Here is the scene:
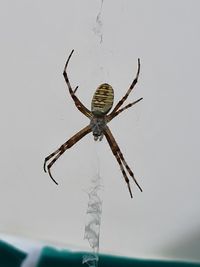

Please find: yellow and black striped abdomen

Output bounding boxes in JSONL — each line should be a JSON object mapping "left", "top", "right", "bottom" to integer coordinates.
{"left": 91, "top": 83, "right": 114, "bottom": 116}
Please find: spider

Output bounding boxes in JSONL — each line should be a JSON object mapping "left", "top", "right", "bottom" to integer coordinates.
{"left": 44, "top": 50, "right": 143, "bottom": 198}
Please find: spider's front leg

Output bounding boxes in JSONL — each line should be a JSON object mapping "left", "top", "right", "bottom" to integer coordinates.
{"left": 44, "top": 125, "right": 92, "bottom": 184}
{"left": 104, "top": 126, "right": 142, "bottom": 198}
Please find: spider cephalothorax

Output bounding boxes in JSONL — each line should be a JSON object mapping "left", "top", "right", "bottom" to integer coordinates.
{"left": 44, "top": 50, "right": 143, "bottom": 198}
{"left": 90, "top": 116, "right": 106, "bottom": 141}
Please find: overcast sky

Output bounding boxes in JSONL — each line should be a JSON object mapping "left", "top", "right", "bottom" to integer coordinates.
{"left": 0, "top": 0, "right": 200, "bottom": 262}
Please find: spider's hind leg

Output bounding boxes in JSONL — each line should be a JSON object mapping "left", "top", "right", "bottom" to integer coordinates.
{"left": 63, "top": 50, "right": 92, "bottom": 119}
{"left": 109, "top": 58, "right": 141, "bottom": 117}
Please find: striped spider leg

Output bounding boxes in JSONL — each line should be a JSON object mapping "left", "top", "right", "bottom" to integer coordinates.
{"left": 107, "top": 97, "right": 143, "bottom": 122}
{"left": 107, "top": 58, "right": 142, "bottom": 122}
{"left": 102, "top": 58, "right": 143, "bottom": 197}
{"left": 104, "top": 126, "right": 142, "bottom": 198}
{"left": 63, "top": 49, "right": 92, "bottom": 119}
{"left": 44, "top": 125, "right": 91, "bottom": 184}
{"left": 44, "top": 50, "right": 92, "bottom": 184}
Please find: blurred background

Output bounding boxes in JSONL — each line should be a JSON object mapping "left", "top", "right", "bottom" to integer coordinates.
{"left": 0, "top": 0, "right": 200, "bottom": 262}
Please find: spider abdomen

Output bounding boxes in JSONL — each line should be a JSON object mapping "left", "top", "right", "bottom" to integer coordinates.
{"left": 91, "top": 83, "right": 114, "bottom": 115}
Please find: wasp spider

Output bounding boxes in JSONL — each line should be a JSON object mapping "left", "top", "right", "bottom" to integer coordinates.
{"left": 44, "top": 50, "right": 143, "bottom": 198}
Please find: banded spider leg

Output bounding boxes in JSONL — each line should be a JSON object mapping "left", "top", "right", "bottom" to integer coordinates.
{"left": 44, "top": 125, "right": 91, "bottom": 184}
{"left": 104, "top": 126, "right": 142, "bottom": 198}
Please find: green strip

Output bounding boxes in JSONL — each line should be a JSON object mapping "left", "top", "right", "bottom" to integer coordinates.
{"left": 37, "top": 246, "right": 200, "bottom": 267}
{"left": 0, "top": 240, "right": 27, "bottom": 267}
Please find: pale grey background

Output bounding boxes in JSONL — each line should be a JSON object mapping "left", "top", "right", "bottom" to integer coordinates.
{"left": 0, "top": 0, "right": 200, "bottom": 262}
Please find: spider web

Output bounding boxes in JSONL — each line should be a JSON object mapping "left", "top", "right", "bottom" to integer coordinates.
{"left": 82, "top": 171, "right": 103, "bottom": 267}
{"left": 83, "top": 2, "right": 105, "bottom": 266}
{"left": 82, "top": 139, "right": 104, "bottom": 267}
{"left": 92, "top": 0, "right": 104, "bottom": 44}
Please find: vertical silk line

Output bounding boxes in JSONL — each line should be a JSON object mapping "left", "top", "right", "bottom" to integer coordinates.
{"left": 93, "top": 0, "right": 104, "bottom": 43}
{"left": 82, "top": 143, "right": 103, "bottom": 267}
{"left": 82, "top": 174, "right": 103, "bottom": 267}
{"left": 83, "top": 2, "right": 105, "bottom": 265}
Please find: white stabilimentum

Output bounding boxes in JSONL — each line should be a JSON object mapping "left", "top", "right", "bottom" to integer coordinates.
{"left": 83, "top": 173, "right": 103, "bottom": 267}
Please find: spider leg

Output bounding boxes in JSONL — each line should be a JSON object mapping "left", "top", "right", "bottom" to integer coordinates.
{"left": 104, "top": 126, "right": 142, "bottom": 196}
{"left": 73, "top": 86, "right": 78, "bottom": 94}
{"left": 44, "top": 125, "right": 91, "bottom": 184}
{"left": 63, "top": 50, "right": 92, "bottom": 118}
{"left": 43, "top": 125, "right": 90, "bottom": 173}
{"left": 114, "top": 153, "right": 133, "bottom": 198}
{"left": 43, "top": 148, "right": 61, "bottom": 174}
{"left": 109, "top": 58, "right": 140, "bottom": 117}
{"left": 117, "top": 148, "right": 143, "bottom": 192}
{"left": 107, "top": 97, "right": 143, "bottom": 122}
{"left": 104, "top": 127, "right": 133, "bottom": 197}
